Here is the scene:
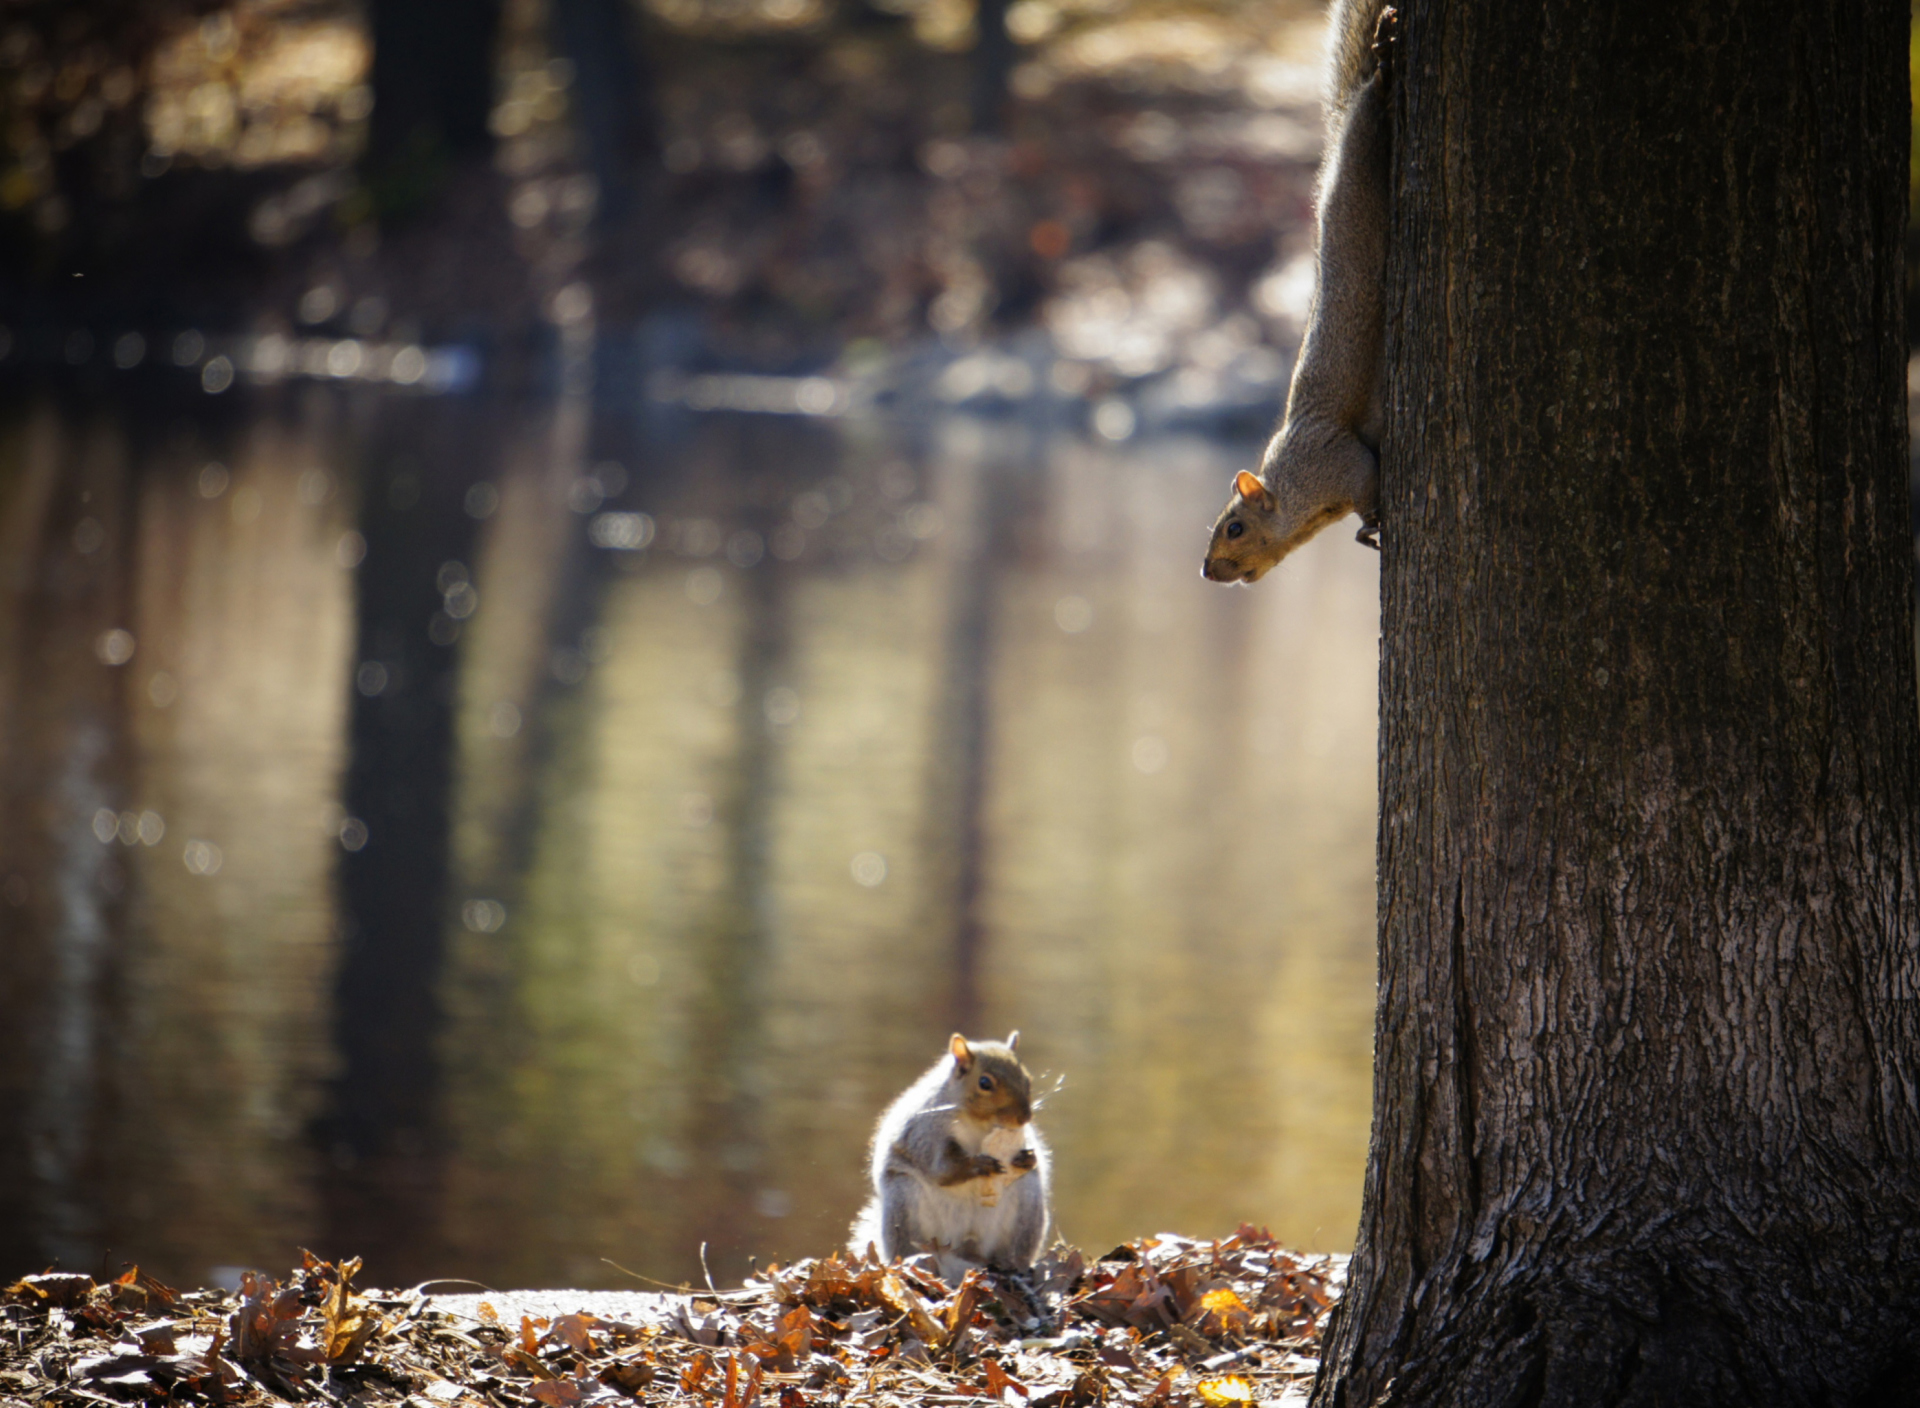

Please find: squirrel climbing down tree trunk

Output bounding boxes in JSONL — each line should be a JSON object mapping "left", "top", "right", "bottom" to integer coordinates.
{"left": 1201, "top": 0, "right": 1391, "bottom": 584}
{"left": 1314, "top": 0, "right": 1920, "bottom": 1403}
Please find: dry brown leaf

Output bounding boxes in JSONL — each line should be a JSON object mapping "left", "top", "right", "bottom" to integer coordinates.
{"left": 985, "top": 1356, "right": 1029, "bottom": 1400}
{"left": 549, "top": 1313, "right": 601, "bottom": 1356}
{"left": 600, "top": 1356, "right": 655, "bottom": 1394}
{"left": 530, "top": 1377, "right": 586, "bottom": 1406}
{"left": 321, "top": 1256, "right": 384, "bottom": 1365}
{"left": 681, "top": 1350, "right": 717, "bottom": 1394}
{"left": 721, "top": 1350, "right": 765, "bottom": 1408}
{"left": 946, "top": 1271, "right": 984, "bottom": 1340}
{"left": 874, "top": 1269, "right": 944, "bottom": 1347}
{"left": 5, "top": 1273, "right": 95, "bottom": 1308}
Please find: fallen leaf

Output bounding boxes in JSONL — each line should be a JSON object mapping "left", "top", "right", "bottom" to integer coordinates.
{"left": 549, "top": 1313, "right": 600, "bottom": 1356}
{"left": 520, "top": 1315, "right": 548, "bottom": 1353}
{"left": 1190, "top": 1285, "right": 1252, "bottom": 1337}
{"left": 985, "top": 1357, "right": 1029, "bottom": 1400}
{"left": 681, "top": 1351, "right": 717, "bottom": 1394}
{"left": 1195, "top": 1375, "right": 1255, "bottom": 1405}
{"left": 530, "top": 1377, "right": 585, "bottom": 1406}
{"left": 7, "top": 1273, "right": 95, "bottom": 1308}
{"left": 873, "top": 1270, "right": 943, "bottom": 1347}
{"left": 600, "top": 1357, "right": 655, "bottom": 1394}
{"left": 722, "top": 1350, "right": 764, "bottom": 1408}
{"left": 321, "top": 1257, "right": 384, "bottom": 1365}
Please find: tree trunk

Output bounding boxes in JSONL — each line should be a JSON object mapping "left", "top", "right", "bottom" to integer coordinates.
{"left": 1317, "top": 3, "right": 1920, "bottom": 1405}
{"left": 364, "top": 0, "right": 502, "bottom": 213}
{"left": 971, "top": 0, "right": 1016, "bottom": 134}
{"left": 548, "top": 0, "right": 657, "bottom": 222}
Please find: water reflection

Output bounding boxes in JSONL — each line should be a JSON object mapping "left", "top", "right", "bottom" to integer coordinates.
{"left": 0, "top": 379, "right": 1377, "bottom": 1289}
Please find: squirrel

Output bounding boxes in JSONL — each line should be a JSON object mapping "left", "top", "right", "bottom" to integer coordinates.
{"left": 1202, "top": 0, "right": 1394, "bottom": 584}
{"left": 849, "top": 1032, "right": 1052, "bottom": 1284}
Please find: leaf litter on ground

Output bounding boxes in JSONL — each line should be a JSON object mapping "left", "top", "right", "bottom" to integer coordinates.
{"left": 1, "top": 1228, "right": 1342, "bottom": 1408}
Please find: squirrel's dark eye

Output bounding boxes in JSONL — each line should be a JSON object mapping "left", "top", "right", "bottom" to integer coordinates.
{"left": 977, "top": 1075, "right": 993, "bottom": 1091}
{"left": 1225, "top": 520, "right": 1245, "bottom": 539}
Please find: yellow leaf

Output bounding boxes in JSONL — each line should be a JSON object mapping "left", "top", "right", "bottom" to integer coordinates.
{"left": 1200, "top": 1288, "right": 1248, "bottom": 1315}
{"left": 1196, "top": 1375, "right": 1255, "bottom": 1405}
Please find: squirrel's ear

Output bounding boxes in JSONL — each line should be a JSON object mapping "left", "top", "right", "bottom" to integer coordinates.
{"left": 1005, "top": 1030, "right": 1020, "bottom": 1051}
{"left": 949, "top": 1033, "right": 972, "bottom": 1067}
{"left": 1235, "top": 471, "right": 1274, "bottom": 511}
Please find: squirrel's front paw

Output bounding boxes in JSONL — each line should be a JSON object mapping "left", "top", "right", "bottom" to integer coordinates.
{"left": 1372, "top": 5, "right": 1398, "bottom": 64}
{"left": 1356, "top": 523, "right": 1380, "bottom": 551}
{"left": 968, "top": 1154, "right": 1005, "bottom": 1178}
{"left": 1010, "top": 1148, "right": 1038, "bottom": 1171}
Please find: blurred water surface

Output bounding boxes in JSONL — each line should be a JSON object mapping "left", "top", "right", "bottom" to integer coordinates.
{"left": 0, "top": 377, "right": 1377, "bottom": 1289}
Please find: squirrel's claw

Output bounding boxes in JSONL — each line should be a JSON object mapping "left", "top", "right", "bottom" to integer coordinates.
{"left": 1356, "top": 523, "right": 1381, "bottom": 550}
{"left": 1373, "top": 5, "right": 1398, "bottom": 66}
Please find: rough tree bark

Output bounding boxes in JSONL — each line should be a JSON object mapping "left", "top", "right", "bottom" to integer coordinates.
{"left": 1316, "top": 3, "right": 1920, "bottom": 1405}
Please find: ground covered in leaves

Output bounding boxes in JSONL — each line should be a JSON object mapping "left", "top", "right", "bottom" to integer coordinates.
{"left": 2, "top": 1231, "right": 1340, "bottom": 1408}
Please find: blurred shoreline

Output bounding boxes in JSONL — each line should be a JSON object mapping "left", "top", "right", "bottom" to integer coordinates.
{"left": 1, "top": 0, "right": 1337, "bottom": 435}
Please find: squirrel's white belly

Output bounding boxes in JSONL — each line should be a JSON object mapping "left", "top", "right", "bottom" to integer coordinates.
{"left": 912, "top": 1165, "right": 1031, "bottom": 1256}
{"left": 907, "top": 1120, "right": 1033, "bottom": 1255}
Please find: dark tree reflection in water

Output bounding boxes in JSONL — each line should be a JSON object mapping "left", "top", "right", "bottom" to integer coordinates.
{"left": 317, "top": 400, "right": 492, "bottom": 1281}
{"left": 0, "top": 380, "right": 1379, "bottom": 1290}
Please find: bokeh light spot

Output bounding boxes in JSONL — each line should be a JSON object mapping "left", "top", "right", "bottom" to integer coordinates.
{"left": 95, "top": 628, "right": 136, "bottom": 666}
{"left": 462, "top": 898, "right": 507, "bottom": 933}
{"left": 1132, "top": 735, "right": 1169, "bottom": 774}
{"left": 488, "top": 701, "right": 523, "bottom": 738}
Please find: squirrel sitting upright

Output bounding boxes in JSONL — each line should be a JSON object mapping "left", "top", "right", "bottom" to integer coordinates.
{"left": 1202, "top": 0, "right": 1393, "bottom": 584}
{"left": 849, "top": 1032, "right": 1051, "bottom": 1284}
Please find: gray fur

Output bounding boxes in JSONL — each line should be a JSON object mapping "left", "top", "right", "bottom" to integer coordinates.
{"left": 1324, "top": 0, "right": 1385, "bottom": 127}
{"left": 1202, "top": 0, "right": 1389, "bottom": 584}
{"left": 848, "top": 1042, "right": 1052, "bottom": 1284}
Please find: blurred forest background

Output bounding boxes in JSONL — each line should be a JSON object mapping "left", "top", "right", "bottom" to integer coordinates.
{"left": 0, "top": 0, "right": 1916, "bottom": 1296}
{"left": 0, "top": 0, "right": 1365, "bottom": 1294}
{"left": 0, "top": 0, "right": 1338, "bottom": 390}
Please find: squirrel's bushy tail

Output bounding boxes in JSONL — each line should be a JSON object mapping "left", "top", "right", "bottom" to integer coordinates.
{"left": 1325, "top": 0, "right": 1387, "bottom": 118}
{"left": 848, "top": 1199, "right": 882, "bottom": 1261}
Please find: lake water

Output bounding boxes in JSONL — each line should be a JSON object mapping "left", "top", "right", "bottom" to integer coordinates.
{"left": 0, "top": 371, "right": 1379, "bottom": 1290}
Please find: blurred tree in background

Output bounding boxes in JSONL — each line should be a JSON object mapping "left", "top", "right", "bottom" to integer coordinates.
{"left": 0, "top": 0, "right": 1337, "bottom": 381}
{"left": 6, "top": 2, "right": 1920, "bottom": 364}
{"left": 363, "top": 0, "right": 503, "bottom": 213}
